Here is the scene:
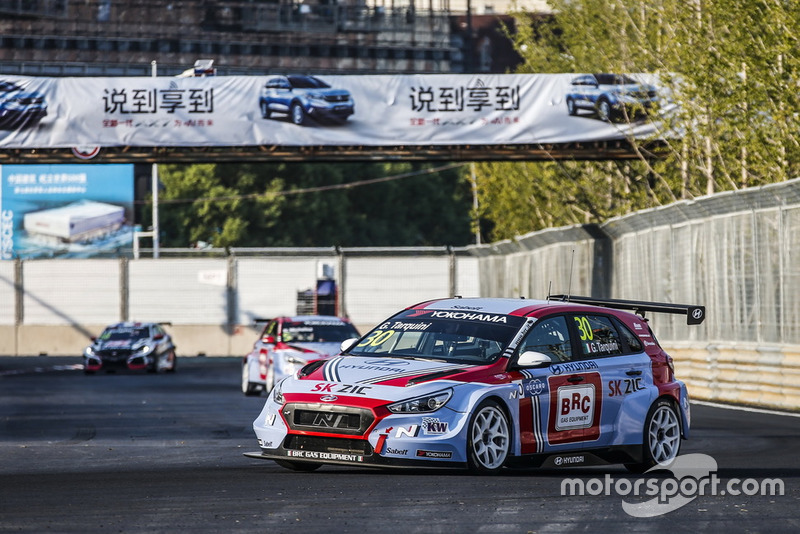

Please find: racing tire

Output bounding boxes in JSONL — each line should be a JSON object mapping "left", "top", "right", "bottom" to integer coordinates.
{"left": 274, "top": 460, "right": 323, "bottom": 472}
{"left": 147, "top": 357, "right": 158, "bottom": 374}
{"left": 263, "top": 363, "right": 275, "bottom": 395}
{"left": 166, "top": 351, "right": 177, "bottom": 373}
{"left": 597, "top": 98, "right": 613, "bottom": 122}
{"left": 466, "top": 400, "right": 511, "bottom": 474}
{"left": 566, "top": 98, "right": 577, "bottom": 116}
{"left": 290, "top": 102, "right": 306, "bottom": 126}
{"left": 625, "top": 398, "right": 682, "bottom": 473}
{"left": 242, "top": 363, "right": 262, "bottom": 396}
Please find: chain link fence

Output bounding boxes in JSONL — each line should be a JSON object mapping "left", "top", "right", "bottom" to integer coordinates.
{"left": 1, "top": 178, "right": 798, "bottom": 353}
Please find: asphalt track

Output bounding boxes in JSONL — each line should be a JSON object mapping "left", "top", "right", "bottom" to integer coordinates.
{"left": 1, "top": 356, "right": 798, "bottom": 533}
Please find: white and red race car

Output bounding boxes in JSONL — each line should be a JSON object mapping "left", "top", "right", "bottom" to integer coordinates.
{"left": 241, "top": 315, "right": 360, "bottom": 396}
{"left": 246, "top": 296, "right": 704, "bottom": 473}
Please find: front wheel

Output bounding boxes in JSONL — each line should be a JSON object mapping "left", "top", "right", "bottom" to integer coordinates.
{"left": 626, "top": 398, "right": 682, "bottom": 473}
{"left": 166, "top": 350, "right": 177, "bottom": 373}
{"left": 566, "top": 98, "right": 577, "bottom": 116}
{"left": 242, "top": 362, "right": 261, "bottom": 396}
{"left": 597, "top": 98, "right": 613, "bottom": 121}
{"left": 274, "top": 460, "right": 322, "bottom": 472}
{"left": 290, "top": 102, "right": 306, "bottom": 125}
{"left": 466, "top": 400, "right": 510, "bottom": 474}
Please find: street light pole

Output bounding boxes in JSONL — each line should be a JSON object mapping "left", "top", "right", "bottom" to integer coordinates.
{"left": 151, "top": 60, "right": 160, "bottom": 259}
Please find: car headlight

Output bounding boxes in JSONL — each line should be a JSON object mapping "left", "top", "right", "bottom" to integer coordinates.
{"left": 387, "top": 389, "right": 452, "bottom": 414}
{"left": 307, "top": 92, "right": 326, "bottom": 101}
{"left": 273, "top": 378, "right": 287, "bottom": 404}
{"left": 136, "top": 345, "right": 152, "bottom": 355}
{"left": 85, "top": 346, "right": 95, "bottom": 356}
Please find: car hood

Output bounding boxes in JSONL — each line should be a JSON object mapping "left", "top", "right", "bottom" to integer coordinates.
{"left": 606, "top": 83, "right": 655, "bottom": 94}
{"left": 92, "top": 339, "right": 148, "bottom": 351}
{"left": 279, "top": 355, "right": 484, "bottom": 405}
{"left": 284, "top": 341, "right": 344, "bottom": 358}
{"left": 2, "top": 90, "right": 45, "bottom": 102}
{"left": 303, "top": 88, "right": 349, "bottom": 98}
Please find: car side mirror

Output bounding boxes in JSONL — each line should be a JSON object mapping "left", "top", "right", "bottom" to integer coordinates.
{"left": 263, "top": 335, "right": 276, "bottom": 344}
{"left": 153, "top": 333, "right": 164, "bottom": 340}
{"left": 517, "top": 351, "right": 552, "bottom": 367}
{"left": 340, "top": 338, "right": 359, "bottom": 353}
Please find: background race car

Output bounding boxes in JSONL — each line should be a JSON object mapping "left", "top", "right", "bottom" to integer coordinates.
{"left": 241, "top": 315, "right": 360, "bottom": 396}
{"left": 83, "top": 322, "right": 177, "bottom": 374}
{"left": 246, "top": 296, "right": 704, "bottom": 473}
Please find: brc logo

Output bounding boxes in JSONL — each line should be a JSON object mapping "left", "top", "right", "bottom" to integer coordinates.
{"left": 555, "top": 384, "right": 595, "bottom": 431}
{"left": 561, "top": 392, "right": 591, "bottom": 415}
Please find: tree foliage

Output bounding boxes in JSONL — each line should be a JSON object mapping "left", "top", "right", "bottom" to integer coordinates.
{"left": 475, "top": 0, "right": 800, "bottom": 242}
{"left": 142, "top": 162, "right": 472, "bottom": 248}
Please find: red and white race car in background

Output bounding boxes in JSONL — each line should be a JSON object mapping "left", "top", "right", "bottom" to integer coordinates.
{"left": 241, "top": 315, "right": 360, "bottom": 396}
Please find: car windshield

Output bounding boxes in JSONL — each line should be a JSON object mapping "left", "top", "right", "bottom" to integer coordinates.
{"left": 345, "top": 310, "right": 525, "bottom": 364}
{"left": 595, "top": 74, "right": 638, "bottom": 85}
{"left": 99, "top": 327, "right": 150, "bottom": 341}
{"left": 0, "top": 81, "right": 21, "bottom": 92}
{"left": 282, "top": 321, "right": 359, "bottom": 343}
{"left": 288, "top": 76, "right": 330, "bottom": 89}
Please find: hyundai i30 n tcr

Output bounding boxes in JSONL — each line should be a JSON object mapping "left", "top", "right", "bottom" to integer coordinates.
{"left": 246, "top": 296, "right": 704, "bottom": 473}
{"left": 242, "top": 315, "right": 360, "bottom": 396}
{"left": 83, "top": 322, "right": 177, "bottom": 374}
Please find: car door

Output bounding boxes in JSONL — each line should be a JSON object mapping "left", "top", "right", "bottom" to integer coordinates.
{"left": 571, "top": 74, "right": 598, "bottom": 108}
{"left": 513, "top": 313, "right": 609, "bottom": 453}
{"left": 511, "top": 315, "right": 594, "bottom": 454}
{"left": 565, "top": 313, "right": 651, "bottom": 448}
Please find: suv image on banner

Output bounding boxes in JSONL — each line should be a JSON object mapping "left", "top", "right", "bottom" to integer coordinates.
{"left": 0, "top": 80, "right": 47, "bottom": 129}
{"left": 565, "top": 73, "right": 659, "bottom": 123}
{"left": 259, "top": 75, "right": 355, "bottom": 126}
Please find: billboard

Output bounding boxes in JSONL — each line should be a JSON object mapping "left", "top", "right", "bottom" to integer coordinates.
{"left": 0, "top": 164, "right": 134, "bottom": 259}
{"left": 0, "top": 73, "right": 667, "bottom": 149}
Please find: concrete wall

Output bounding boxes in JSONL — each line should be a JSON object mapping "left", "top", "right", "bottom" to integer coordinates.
{"left": 666, "top": 343, "right": 800, "bottom": 411}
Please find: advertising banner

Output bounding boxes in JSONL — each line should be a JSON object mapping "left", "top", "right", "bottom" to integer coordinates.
{"left": 0, "top": 164, "right": 134, "bottom": 259}
{"left": 0, "top": 73, "right": 666, "bottom": 149}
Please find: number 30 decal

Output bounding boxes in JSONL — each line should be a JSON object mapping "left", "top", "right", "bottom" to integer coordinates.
{"left": 357, "top": 330, "right": 395, "bottom": 347}
{"left": 574, "top": 316, "right": 593, "bottom": 341}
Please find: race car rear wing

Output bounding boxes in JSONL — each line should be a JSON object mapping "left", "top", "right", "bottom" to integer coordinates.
{"left": 548, "top": 294, "right": 706, "bottom": 325}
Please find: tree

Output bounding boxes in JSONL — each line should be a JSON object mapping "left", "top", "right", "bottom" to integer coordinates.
{"left": 141, "top": 161, "right": 473, "bottom": 248}
{"left": 474, "top": 0, "right": 800, "bottom": 242}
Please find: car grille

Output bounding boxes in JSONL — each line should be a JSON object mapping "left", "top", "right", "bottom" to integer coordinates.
{"left": 325, "top": 94, "right": 349, "bottom": 103}
{"left": 283, "top": 403, "right": 373, "bottom": 436}
{"left": 97, "top": 349, "right": 133, "bottom": 362}
{"left": 283, "top": 435, "right": 373, "bottom": 456}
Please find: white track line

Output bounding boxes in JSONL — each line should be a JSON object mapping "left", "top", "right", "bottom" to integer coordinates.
{"left": 692, "top": 399, "right": 800, "bottom": 418}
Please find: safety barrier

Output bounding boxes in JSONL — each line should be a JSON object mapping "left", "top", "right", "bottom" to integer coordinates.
{"left": 2, "top": 178, "right": 800, "bottom": 410}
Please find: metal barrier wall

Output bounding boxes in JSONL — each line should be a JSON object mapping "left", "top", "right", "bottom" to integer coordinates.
{"left": 1, "top": 179, "right": 799, "bottom": 410}
{"left": 0, "top": 247, "right": 478, "bottom": 357}
{"left": 473, "top": 178, "right": 800, "bottom": 410}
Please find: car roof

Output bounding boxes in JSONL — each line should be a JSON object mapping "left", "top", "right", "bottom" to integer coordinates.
{"left": 407, "top": 296, "right": 704, "bottom": 325}
{"left": 405, "top": 297, "right": 655, "bottom": 323}
{"left": 105, "top": 322, "right": 157, "bottom": 329}
{"left": 408, "top": 297, "right": 588, "bottom": 317}
{"left": 281, "top": 315, "right": 352, "bottom": 323}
